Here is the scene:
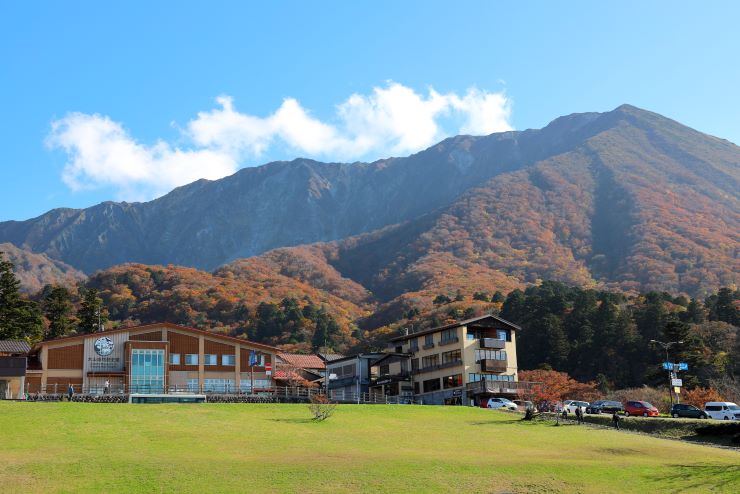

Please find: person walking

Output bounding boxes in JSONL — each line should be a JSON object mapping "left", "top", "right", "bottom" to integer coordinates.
{"left": 67, "top": 383, "right": 74, "bottom": 401}
{"left": 612, "top": 411, "right": 620, "bottom": 430}
{"left": 575, "top": 406, "right": 583, "bottom": 424}
{"left": 104, "top": 379, "right": 110, "bottom": 395}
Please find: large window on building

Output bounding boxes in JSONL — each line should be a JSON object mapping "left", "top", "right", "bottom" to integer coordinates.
{"left": 421, "top": 354, "right": 439, "bottom": 369}
{"left": 411, "top": 358, "right": 419, "bottom": 371}
{"left": 169, "top": 353, "right": 180, "bottom": 365}
{"left": 440, "top": 328, "right": 457, "bottom": 343}
{"left": 423, "top": 378, "right": 441, "bottom": 393}
{"left": 204, "top": 354, "right": 218, "bottom": 366}
{"left": 409, "top": 338, "right": 419, "bottom": 352}
{"left": 475, "top": 349, "right": 507, "bottom": 361}
{"left": 185, "top": 354, "right": 198, "bottom": 365}
{"left": 441, "top": 349, "right": 462, "bottom": 365}
{"left": 443, "top": 374, "right": 463, "bottom": 388}
{"left": 222, "top": 354, "right": 235, "bottom": 366}
{"left": 424, "top": 334, "right": 434, "bottom": 347}
{"left": 130, "top": 349, "right": 165, "bottom": 394}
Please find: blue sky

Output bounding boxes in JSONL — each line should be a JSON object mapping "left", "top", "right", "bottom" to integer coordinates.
{"left": 1, "top": 1, "right": 739, "bottom": 221}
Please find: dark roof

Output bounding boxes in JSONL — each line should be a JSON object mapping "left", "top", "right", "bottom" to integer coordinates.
{"left": 390, "top": 314, "right": 521, "bottom": 342}
{"left": 0, "top": 340, "right": 31, "bottom": 354}
{"left": 30, "top": 322, "right": 279, "bottom": 353}
{"left": 325, "top": 352, "right": 388, "bottom": 365}
{"left": 318, "top": 352, "right": 345, "bottom": 362}
{"left": 369, "top": 352, "right": 411, "bottom": 366}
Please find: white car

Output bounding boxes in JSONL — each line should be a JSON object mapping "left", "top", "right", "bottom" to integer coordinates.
{"left": 485, "top": 397, "right": 518, "bottom": 411}
{"left": 562, "top": 400, "right": 589, "bottom": 415}
{"left": 704, "top": 402, "right": 740, "bottom": 420}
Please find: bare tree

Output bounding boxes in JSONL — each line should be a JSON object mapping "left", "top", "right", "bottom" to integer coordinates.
{"left": 308, "top": 394, "right": 336, "bottom": 421}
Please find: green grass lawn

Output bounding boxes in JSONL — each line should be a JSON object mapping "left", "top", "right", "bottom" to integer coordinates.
{"left": 0, "top": 402, "right": 738, "bottom": 493}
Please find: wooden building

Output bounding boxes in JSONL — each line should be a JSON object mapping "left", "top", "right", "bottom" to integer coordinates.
{"left": 24, "top": 323, "right": 278, "bottom": 395}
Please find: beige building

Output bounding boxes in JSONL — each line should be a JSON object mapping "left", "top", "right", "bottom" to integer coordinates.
{"left": 375, "top": 314, "right": 525, "bottom": 405}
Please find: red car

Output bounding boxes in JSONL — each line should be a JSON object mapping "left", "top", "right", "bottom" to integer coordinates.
{"left": 624, "top": 401, "right": 660, "bottom": 417}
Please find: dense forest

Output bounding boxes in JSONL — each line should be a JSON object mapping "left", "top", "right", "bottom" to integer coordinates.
{"left": 2, "top": 251, "right": 738, "bottom": 397}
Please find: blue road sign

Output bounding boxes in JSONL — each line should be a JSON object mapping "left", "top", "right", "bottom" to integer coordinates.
{"left": 662, "top": 362, "right": 674, "bottom": 370}
{"left": 678, "top": 362, "right": 688, "bottom": 371}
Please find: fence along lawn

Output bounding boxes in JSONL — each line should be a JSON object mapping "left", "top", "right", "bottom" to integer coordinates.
{"left": 0, "top": 402, "right": 738, "bottom": 493}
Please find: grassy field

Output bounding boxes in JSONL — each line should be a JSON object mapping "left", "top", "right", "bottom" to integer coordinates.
{"left": 0, "top": 402, "right": 738, "bottom": 493}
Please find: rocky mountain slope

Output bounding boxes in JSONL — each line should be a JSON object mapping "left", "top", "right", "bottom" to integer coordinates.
{"left": 0, "top": 242, "right": 86, "bottom": 292}
{"left": 2, "top": 105, "right": 738, "bottom": 301}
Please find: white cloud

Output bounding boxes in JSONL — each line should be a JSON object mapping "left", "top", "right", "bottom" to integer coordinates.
{"left": 47, "top": 113, "right": 237, "bottom": 200}
{"left": 48, "top": 83, "right": 512, "bottom": 201}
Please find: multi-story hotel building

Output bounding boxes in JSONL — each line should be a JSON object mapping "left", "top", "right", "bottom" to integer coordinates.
{"left": 373, "top": 314, "right": 525, "bottom": 405}
{"left": 23, "top": 322, "right": 278, "bottom": 395}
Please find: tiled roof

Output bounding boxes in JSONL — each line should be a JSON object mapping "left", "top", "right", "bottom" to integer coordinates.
{"left": 0, "top": 340, "right": 31, "bottom": 354}
{"left": 318, "top": 352, "right": 345, "bottom": 362}
{"left": 277, "top": 353, "right": 326, "bottom": 369}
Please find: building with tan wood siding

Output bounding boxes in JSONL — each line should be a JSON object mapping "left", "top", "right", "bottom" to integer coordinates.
{"left": 24, "top": 322, "right": 278, "bottom": 395}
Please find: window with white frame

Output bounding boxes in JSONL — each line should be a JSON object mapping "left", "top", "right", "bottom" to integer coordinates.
{"left": 202, "top": 379, "right": 235, "bottom": 392}
{"left": 204, "top": 354, "right": 218, "bottom": 366}
{"left": 169, "top": 353, "right": 181, "bottom": 365}
{"left": 185, "top": 354, "right": 198, "bottom": 365}
{"left": 222, "top": 354, "right": 236, "bottom": 366}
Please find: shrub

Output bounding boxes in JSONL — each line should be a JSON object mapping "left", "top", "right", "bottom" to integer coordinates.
{"left": 683, "top": 387, "right": 723, "bottom": 409}
{"left": 308, "top": 394, "right": 337, "bottom": 421}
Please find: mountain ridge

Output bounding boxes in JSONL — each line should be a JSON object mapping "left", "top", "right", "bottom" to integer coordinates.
{"left": 2, "top": 104, "right": 738, "bottom": 299}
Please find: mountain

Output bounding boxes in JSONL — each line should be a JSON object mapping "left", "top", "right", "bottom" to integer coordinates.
{"left": 1, "top": 105, "right": 738, "bottom": 300}
{"left": 0, "top": 242, "right": 86, "bottom": 292}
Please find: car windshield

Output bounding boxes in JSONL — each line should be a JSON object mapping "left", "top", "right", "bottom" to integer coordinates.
{"left": 642, "top": 402, "right": 654, "bottom": 408}
{"left": 729, "top": 405, "right": 740, "bottom": 410}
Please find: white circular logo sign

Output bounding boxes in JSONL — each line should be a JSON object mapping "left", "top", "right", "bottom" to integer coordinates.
{"left": 94, "top": 336, "right": 114, "bottom": 356}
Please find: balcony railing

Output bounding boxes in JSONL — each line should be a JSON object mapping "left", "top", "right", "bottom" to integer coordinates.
{"left": 480, "top": 338, "right": 506, "bottom": 350}
{"left": 416, "top": 359, "right": 463, "bottom": 374}
{"left": 422, "top": 343, "right": 435, "bottom": 350}
{"left": 438, "top": 337, "right": 459, "bottom": 347}
{"left": 466, "top": 380, "right": 534, "bottom": 395}
{"left": 480, "top": 359, "right": 507, "bottom": 373}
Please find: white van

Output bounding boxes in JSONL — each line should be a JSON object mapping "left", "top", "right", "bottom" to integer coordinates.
{"left": 704, "top": 402, "right": 740, "bottom": 420}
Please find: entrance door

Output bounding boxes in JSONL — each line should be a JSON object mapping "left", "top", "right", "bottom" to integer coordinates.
{"left": 130, "top": 349, "right": 165, "bottom": 394}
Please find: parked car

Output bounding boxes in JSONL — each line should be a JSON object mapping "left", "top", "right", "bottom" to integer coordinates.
{"left": 624, "top": 401, "right": 660, "bottom": 417}
{"left": 670, "top": 404, "right": 707, "bottom": 419}
{"left": 586, "top": 400, "right": 624, "bottom": 414}
{"left": 484, "top": 397, "right": 518, "bottom": 410}
{"left": 513, "top": 400, "right": 536, "bottom": 411}
{"left": 562, "top": 400, "right": 589, "bottom": 414}
{"left": 704, "top": 402, "right": 740, "bottom": 421}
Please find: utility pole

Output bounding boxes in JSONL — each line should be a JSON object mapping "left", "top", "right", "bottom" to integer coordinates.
{"left": 650, "top": 339, "right": 683, "bottom": 407}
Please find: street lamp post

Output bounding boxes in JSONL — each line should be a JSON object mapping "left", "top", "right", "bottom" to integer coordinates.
{"left": 649, "top": 339, "right": 683, "bottom": 407}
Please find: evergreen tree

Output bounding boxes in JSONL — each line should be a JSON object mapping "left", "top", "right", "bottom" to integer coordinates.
{"left": 454, "top": 289, "right": 464, "bottom": 302}
{"left": 491, "top": 291, "right": 505, "bottom": 303}
{"left": 706, "top": 288, "right": 739, "bottom": 326}
{"left": 0, "top": 253, "right": 43, "bottom": 341}
{"left": 76, "top": 287, "right": 108, "bottom": 334}
{"left": 43, "top": 286, "right": 74, "bottom": 339}
{"left": 433, "top": 294, "right": 452, "bottom": 305}
{"left": 680, "top": 298, "right": 705, "bottom": 324}
{"left": 500, "top": 289, "right": 526, "bottom": 323}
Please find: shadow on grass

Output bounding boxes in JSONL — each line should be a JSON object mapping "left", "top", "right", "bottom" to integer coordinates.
{"left": 267, "top": 418, "right": 315, "bottom": 424}
{"left": 649, "top": 464, "right": 740, "bottom": 491}
{"left": 466, "top": 419, "right": 529, "bottom": 426}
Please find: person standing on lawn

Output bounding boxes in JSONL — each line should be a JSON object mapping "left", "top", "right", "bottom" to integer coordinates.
{"left": 575, "top": 406, "right": 583, "bottom": 424}
{"left": 612, "top": 411, "right": 620, "bottom": 430}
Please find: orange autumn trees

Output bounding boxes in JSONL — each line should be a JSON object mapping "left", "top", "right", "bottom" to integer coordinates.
{"left": 519, "top": 369, "right": 600, "bottom": 403}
